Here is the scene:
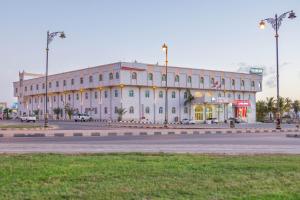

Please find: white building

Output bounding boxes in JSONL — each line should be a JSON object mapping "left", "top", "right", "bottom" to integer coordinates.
{"left": 13, "top": 62, "right": 263, "bottom": 123}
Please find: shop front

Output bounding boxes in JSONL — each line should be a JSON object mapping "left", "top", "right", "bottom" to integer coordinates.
{"left": 233, "top": 100, "right": 251, "bottom": 121}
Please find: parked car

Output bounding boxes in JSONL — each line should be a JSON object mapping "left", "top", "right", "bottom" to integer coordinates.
{"left": 228, "top": 117, "right": 241, "bottom": 124}
{"left": 73, "top": 114, "right": 92, "bottom": 122}
{"left": 181, "top": 118, "right": 196, "bottom": 124}
{"left": 205, "top": 117, "right": 218, "bottom": 124}
{"left": 20, "top": 115, "right": 37, "bottom": 123}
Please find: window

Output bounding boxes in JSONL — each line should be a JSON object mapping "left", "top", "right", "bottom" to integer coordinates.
{"left": 227, "top": 93, "right": 231, "bottom": 98}
{"left": 145, "top": 90, "right": 150, "bottom": 98}
{"left": 129, "top": 90, "right": 134, "bottom": 97}
{"left": 99, "top": 74, "right": 103, "bottom": 81}
{"left": 85, "top": 92, "right": 88, "bottom": 99}
{"left": 25, "top": 86, "right": 27, "bottom": 92}
{"left": 232, "top": 79, "right": 235, "bottom": 86}
{"left": 200, "top": 77, "right": 204, "bottom": 84}
{"left": 80, "top": 77, "right": 84, "bottom": 84}
{"left": 36, "top": 84, "right": 39, "bottom": 90}
{"left": 15, "top": 88, "right": 18, "bottom": 93}
{"left": 129, "top": 106, "right": 134, "bottom": 114}
{"left": 188, "top": 76, "right": 192, "bottom": 83}
{"left": 159, "top": 91, "right": 163, "bottom": 98}
{"left": 211, "top": 78, "right": 215, "bottom": 84}
{"left": 184, "top": 92, "right": 187, "bottom": 99}
{"left": 238, "top": 94, "right": 241, "bottom": 99}
{"left": 184, "top": 107, "right": 188, "bottom": 114}
{"left": 68, "top": 94, "right": 71, "bottom": 101}
{"left": 172, "top": 107, "right": 176, "bottom": 114}
{"left": 42, "top": 83, "right": 45, "bottom": 89}
{"left": 114, "top": 107, "right": 118, "bottom": 113}
{"left": 89, "top": 75, "right": 93, "bottom": 83}
{"left": 222, "top": 78, "right": 225, "bottom": 85}
{"left": 54, "top": 96, "right": 56, "bottom": 102}
{"left": 104, "top": 90, "right": 108, "bottom": 98}
{"left": 116, "top": 72, "right": 119, "bottom": 79}
{"left": 29, "top": 98, "right": 31, "bottom": 104}
{"left": 132, "top": 72, "right": 137, "bottom": 79}
{"left": 109, "top": 73, "right": 113, "bottom": 80}
{"left": 63, "top": 80, "right": 66, "bottom": 86}
{"left": 251, "top": 81, "right": 255, "bottom": 87}
{"left": 104, "top": 107, "right": 108, "bottom": 114}
{"left": 40, "top": 97, "right": 43, "bottom": 103}
{"left": 241, "top": 80, "right": 245, "bottom": 87}
{"left": 30, "top": 85, "right": 33, "bottom": 91}
{"left": 76, "top": 93, "right": 79, "bottom": 100}
{"left": 175, "top": 75, "right": 179, "bottom": 82}
{"left": 171, "top": 91, "right": 176, "bottom": 98}
{"left": 56, "top": 81, "right": 59, "bottom": 87}
{"left": 145, "top": 107, "right": 150, "bottom": 114}
{"left": 94, "top": 92, "right": 98, "bottom": 99}
{"left": 94, "top": 108, "right": 98, "bottom": 114}
{"left": 148, "top": 73, "right": 153, "bottom": 81}
{"left": 60, "top": 95, "right": 63, "bottom": 101}
{"left": 162, "top": 74, "right": 166, "bottom": 81}
{"left": 71, "top": 79, "right": 74, "bottom": 85}
{"left": 159, "top": 107, "right": 163, "bottom": 114}
{"left": 114, "top": 90, "right": 118, "bottom": 97}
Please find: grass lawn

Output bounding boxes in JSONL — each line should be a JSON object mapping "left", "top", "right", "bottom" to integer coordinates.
{"left": 0, "top": 154, "right": 300, "bottom": 200}
{"left": 0, "top": 124, "right": 42, "bottom": 129}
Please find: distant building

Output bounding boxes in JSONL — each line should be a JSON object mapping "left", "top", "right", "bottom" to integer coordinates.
{"left": 13, "top": 62, "right": 263, "bottom": 123}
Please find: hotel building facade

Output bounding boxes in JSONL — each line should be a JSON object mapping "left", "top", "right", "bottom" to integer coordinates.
{"left": 13, "top": 62, "right": 263, "bottom": 123}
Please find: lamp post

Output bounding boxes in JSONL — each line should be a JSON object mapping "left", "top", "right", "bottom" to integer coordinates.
{"left": 162, "top": 43, "right": 168, "bottom": 127}
{"left": 44, "top": 31, "right": 66, "bottom": 128}
{"left": 259, "top": 10, "right": 296, "bottom": 130}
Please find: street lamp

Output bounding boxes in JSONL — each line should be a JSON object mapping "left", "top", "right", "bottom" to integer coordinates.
{"left": 259, "top": 10, "right": 296, "bottom": 130}
{"left": 162, "top": 43, "right": 168, "bottom": 127}
{"left": 44, "top": 31, "right": 66, "bottom": 128}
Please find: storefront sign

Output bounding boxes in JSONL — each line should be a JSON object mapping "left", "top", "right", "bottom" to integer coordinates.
{"left": 233, "top": 100, "right": 251, "bottom": 107}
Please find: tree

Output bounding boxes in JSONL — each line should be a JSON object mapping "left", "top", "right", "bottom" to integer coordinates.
{"left": 53, "top": 107, "right": 62, "bottom": 120}
{"left": 184, "top": 89, "right": 195, "bottom": 120}
{"left": 256, "top": 100, "right": 267, "bottom": 122}
{"left": 284, "top": 97, "right": 293, "bottom": 113}
{"left": 116, "top": 107, "right": 126, "bottom": 122}
{"left": 3, "top": 108, "right": 12, "bottom": 119}
{"left": 64, "top": 104, "right": 75, "bottom": 120}
{"left": 292, "top": 100, "right": 300, "bottom": 119}
{"left": 33, "top": 109, "right": 40, "bottom": 120}
{"left": 266, "top": 97, "right": 275, "bottom": 120}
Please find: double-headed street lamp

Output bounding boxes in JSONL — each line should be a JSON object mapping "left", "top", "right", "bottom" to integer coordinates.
{"left": 259, "top": 10, "right": 296, "bottom": 130}
{"left": 162, "top": 43, "right": 168, "bottom": 127}
{"left": 44, "top": 31, "right": 66, "bottom": 128}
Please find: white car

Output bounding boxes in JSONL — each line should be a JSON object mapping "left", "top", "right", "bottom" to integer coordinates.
{"left": 74, "top": 114, "right": 92, "bottom": 122}
{"left": 21, "top": 115, "right": 37, "bottom": 123}
{"left": 205, "top": 118, "right": 218, "bottom": 124}
{"left": 181, "top": 118, "right": 196, "bottom": 124}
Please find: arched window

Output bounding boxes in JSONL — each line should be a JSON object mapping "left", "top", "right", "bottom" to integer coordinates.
{"left": 159, "top": 107, "right": 163, "bottom": 114}
{"left": 232, "top": 79, "right": 235, "bottom": 86}
{"left": 145, "top": 90, "right": 150, "bottom": 98}
{"left": 89, "top": 75, "right": 93, "bottom": 83}
{"left": 116, "top": 72, "right": 119, "bottom": 79}
{"left": 159, "top": 91, "right": 163, "bottom": 98}
{"left": 148, "top": 73, "right": 153, "bottom": 81}
{"left": 188, "top": 76, "right": 192, "bottom": 83}
{"left": 184, "top": 92, "right": 187, "bottom": 99}
{"left": 145, "top": 107, "right": 150, "bottom": 114}
{"left": 109, "top": 73, "right": 113, "bottom": 80}
{"left": 162, "top": 74, "right": 166, "bottom": 81}
{"left": 129, "top": 106, "right": 134, "bottom": 114}
{"left": 251, "top": 81, "right": 255, "bottom": 87}
{"left": 99, "top": 74, "right": 103, "bottom": 81}
{"left": 195, "top": 105, "right": 204, "bottom": 121}
{"left": 172, "top": 107, "right": 176, "bottom": 114}
{"left": 171, "top": 91, "right": 176, "bottom": 98}
{"left": 132, "top": 72, "right": 137, "bottom": 79}
{"left": 241, "top": 80, "right": 245, "bottom": 87}
{"left": 200, "top": 77, "right": 204, "bottom": 84}
{"left": 129, "top": 90, "right": 134, "bottom": 97}
{"left": 175, "top": 75, "right": 180, "bottom": 82}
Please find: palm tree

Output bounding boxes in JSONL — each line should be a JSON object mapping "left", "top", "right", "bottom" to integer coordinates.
{"left": 292, "top": 100, "right": 300, "bottom": 119}
{"left": 53, "top": 107, "right": 62, "bottom": 120}
{"left": 266, "top": 97, "right": 275, "bottom": 120}
{"left": 33, "top": 109, "right": 40, "bottom": 120}
{"left": 284, "top": 97, "right": 293, "bottom": 114}
{"left": 256, "top": 100, "right": 267, "bottom": 122}
{"left": 184, "top": 89, "right": 195, "bottom": 120}
{"left": 64, "top": 103, "right": 75, "bottom": 120}
{"left": 3, "top": 108, "right": 12, "bottom": 119}
{"left": 116, "top": 107, "right": 127, "bottom": 122}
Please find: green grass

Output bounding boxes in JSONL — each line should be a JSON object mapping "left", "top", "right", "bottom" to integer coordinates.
{"left": 0, "top": 124, "right": 42, "bottom": 129}
{"left": 0, "top": 154, "right": 300, "bottom": 200}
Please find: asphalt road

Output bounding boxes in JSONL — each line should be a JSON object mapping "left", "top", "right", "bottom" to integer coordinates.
{"left": 1, "top": 133, "right": 300, "bottom": 154}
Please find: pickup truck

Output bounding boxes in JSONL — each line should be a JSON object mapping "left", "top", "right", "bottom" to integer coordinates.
{"left": 73, "top": 114, "right": 92, "bottom": 122}
{"left": 20, "top": 116, "right": 37, "bottom": 123}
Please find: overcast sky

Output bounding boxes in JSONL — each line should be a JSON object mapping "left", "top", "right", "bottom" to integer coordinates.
{"left": 1, "top": 0, "right": 299, "bottom": 106}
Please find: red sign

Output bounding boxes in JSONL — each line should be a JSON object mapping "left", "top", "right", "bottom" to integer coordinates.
{"left": 233, "top": 100, "right": 251, "bottom": 107}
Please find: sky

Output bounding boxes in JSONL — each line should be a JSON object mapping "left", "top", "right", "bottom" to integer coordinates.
{"left": 0, "top": 0, "right": 299, "bottom": 106}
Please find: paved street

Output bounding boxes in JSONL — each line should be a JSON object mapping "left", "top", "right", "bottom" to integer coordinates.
{"left": 1, "top": 132, "right": 300, "bottom": 154}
